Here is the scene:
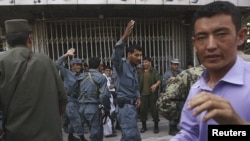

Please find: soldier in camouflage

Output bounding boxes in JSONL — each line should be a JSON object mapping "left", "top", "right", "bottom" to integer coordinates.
{"left": 156, "top": 65, "right": 205, "bottom": 133}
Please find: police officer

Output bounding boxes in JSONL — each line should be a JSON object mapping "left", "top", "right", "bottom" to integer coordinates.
{"left": 78, "top": 57, "right": 111, "bottom": 141}
{"left": 111, "top": 20, "right": 142, "bottom": 141}
{"left": 56, "top": 48, "right": 87, "bottom": 141}
{"left": 138, "top": 56, "right": 161, "bottom": 134}
{"left": 162, "top": 58, "right": 183, "bottom": 136}
{"left": 0, "top": 19, "right": 67, "bottom": 141}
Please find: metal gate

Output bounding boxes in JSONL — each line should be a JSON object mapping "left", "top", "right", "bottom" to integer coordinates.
{"left": 32, "top": 18, "right": 187, "bottom": 74}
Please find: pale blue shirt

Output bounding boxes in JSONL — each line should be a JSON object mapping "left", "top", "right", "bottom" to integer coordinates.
{"left": 111, "top": 40, "right": 140, "bottom": 101}
{"left": 171, "top": 56, "right": 250, "bottom": 141}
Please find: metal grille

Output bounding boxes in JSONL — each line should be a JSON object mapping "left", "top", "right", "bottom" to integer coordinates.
{"left": 32, "top": 18, "right": 187, "bottom": 74}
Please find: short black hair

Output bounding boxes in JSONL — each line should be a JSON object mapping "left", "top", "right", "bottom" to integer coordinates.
{"left": 88, "top": 57, "right": 101, "bottom": 69}
{"left": 5, "top": 32, "right": 30, "bottom": 47}
{"left": 192, "top": 1, "right": 242, "bottom": 33}
{"left": 143, "top": 56, "right": 151, "bottom": 62}
{"left": 126, "top": 44, "right": 142, "bottom": 55}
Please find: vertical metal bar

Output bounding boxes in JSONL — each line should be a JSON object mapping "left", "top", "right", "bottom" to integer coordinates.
{"left": 151, "top": 19, "right": 155, "bottom": 66}
{"left": 55, "top": 21, "right": 60, "bottom": 59}
{"left": 75, "top": 20, "right": 79, "bottom": 59}
{"left": 90, "top": 21, "right": 93, "bottom": 57}
{"left": 70, "top": 20, "right": 74, "bottom": 58}
{"left": 85, "top": 21, "right": 89, "bottom": 61}
{"left": 156, "top": 19, "right": 160, "bottom": 71}
{"left": 50, "top": 22, "right": 55, "bottom": 60}
{"left": 65, "top": 21, "right": 69, "bottom": 59}
{"left": 45, "top": 21, "right": 49, "bottom": 57}
{"left": 144, "top": 20, "right": 147, "bottom": 57}
{"left": 95, "top": 20, "right": 98, "bottom": 58}
{"left": 80, "top": 20, "right": 84, "bottom": 60}
{"left": 106, "top": 19, "right": 111, "bottom": 66}
{"left": 103, "top": 20, "right": 107, "bottom": 64}
{"left": 160, "top": 18, "right": 164, "bottom": 74}
{"left": 60, "top": 22, "right": 64, "bottom": 55}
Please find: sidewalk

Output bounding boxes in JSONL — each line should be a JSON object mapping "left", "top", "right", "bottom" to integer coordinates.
{"left": 63, "top": 115, "right": 174, "bottom": 141}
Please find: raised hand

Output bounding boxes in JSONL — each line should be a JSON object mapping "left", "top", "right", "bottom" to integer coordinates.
{"left": 121, "top": 20, "right": 135, "bottom": 42}
{"left": 64, "top": 48, "right": 75, "bottom": 57}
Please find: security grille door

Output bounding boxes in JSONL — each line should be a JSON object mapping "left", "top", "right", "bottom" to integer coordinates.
{"left": 33, "top": 18, "right": 186, "bottom": 74}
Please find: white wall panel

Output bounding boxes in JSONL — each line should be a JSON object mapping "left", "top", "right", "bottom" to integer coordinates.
{"left": 238, "top": 0, "right": 250, "bottom": 7}
{"left": 164, "top": 0, "right": 189, "bottom": 5}
{"left": 189, "top": 0, "right": 214, "bottom": 5}
{"left": 78, "top": 0, "right": 107, "bottom": 4}
{"left": 15, "top": 0, "right": 47, "bottom": 5}
{"left": 108, "top": 0, "right": 135, "bottom": 5}
{"left": 48, "top": 0, "right": 77, "bottom": 4}
{"left": 0, "top": 0, "right": 15, "bottom": 5}
{"left": 136, "top": 0, "right": 163, "bottom": 5}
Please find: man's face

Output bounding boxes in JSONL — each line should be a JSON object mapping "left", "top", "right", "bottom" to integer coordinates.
{"left": 128, "top": 49, "right": 142, "bottom": 66}
{"left": 143, "top": 60, "right": 151, "bottom": 69}
{"left": 192, "top": 14, "right": 245, "bottom": 71}
{"left": 71, "top": 63, "right": 82, "bottom": 73}
{"left": 104, "top": 68, "right": 111, "bottom": 76}
{"left": 171, "top": 63, "right": 179, "bottom": 71}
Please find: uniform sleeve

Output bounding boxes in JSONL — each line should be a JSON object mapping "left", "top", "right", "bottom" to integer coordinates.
{"left": 55, "top": 55, "right": 68, "bottom": 77}
{"left": 111, "top": 40, "right": 126, "bottom": 74}
{"left": 154, "top": 69, "right": 162, "bottom": 82}
{"left": 161, "top": 72, "right": 169, "bottom": 91}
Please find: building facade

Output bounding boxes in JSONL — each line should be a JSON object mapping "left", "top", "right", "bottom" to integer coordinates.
{"left": 0, "top": 0, "right": 249, "bottom": 73}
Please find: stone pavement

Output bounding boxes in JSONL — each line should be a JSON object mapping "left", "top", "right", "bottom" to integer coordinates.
{"left": 63, "top": 115, "right": 174, "bottom": 141}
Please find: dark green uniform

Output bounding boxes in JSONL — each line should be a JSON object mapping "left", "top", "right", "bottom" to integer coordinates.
{"left": 157, "top": 65, "right": 205, "bottom": 122}
{"left": 0, "top": 46, "right": 67, "bottom": 141}
{"left": 139, "top": 67, "right": 161, "bottom": 123}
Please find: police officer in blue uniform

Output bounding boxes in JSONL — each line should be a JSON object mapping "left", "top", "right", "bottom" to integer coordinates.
{"left": 111, "top": 20, "right": 142, "bottom": 141}
{"left": 78, "top": 57, "right": 111, "bottom": 141}
{"left": 56, "top": 48, "right": 87, "bottom": 141}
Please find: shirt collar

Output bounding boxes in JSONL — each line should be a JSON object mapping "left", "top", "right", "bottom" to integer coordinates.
{"left": 199, "top": 56, "right": 245, "bottom": 89}
{"left": 125, "top": 60, "right": 137, "bottom": 73}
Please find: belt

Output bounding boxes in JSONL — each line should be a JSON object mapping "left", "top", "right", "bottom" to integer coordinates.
{"left": 123, "top": 98, "right": 136, "bottom": 105}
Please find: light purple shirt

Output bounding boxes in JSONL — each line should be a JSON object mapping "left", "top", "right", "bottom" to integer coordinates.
{"left": 171, "top": 56, "right": 250, "bottom": 141}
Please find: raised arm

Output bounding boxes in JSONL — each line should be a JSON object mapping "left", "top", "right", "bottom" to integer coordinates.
{"left": 111, "top": 20, "right": 135, "bottom": 73}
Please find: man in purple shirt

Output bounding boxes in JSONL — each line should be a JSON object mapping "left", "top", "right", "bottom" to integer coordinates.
{"left": 171, "top": 1, "right": 250, "bottom": 141}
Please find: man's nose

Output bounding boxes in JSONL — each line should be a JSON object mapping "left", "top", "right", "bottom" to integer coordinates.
{"left": 207, "top": 36, "right": 217, "bottom": 50}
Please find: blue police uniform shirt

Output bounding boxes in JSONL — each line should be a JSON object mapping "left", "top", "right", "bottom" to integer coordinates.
{"left": 78, "top": 69, "right": 110, "bottom": 105}
{"left": 55, "top": 55, "right": 79, "bottom": 96}
{"left": 111, "top": 40, "right": 140, "bottom": 101}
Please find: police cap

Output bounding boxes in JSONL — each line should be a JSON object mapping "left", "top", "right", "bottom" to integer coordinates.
{"left": 70, "top": 58, "right": 82, "bottom": 65}
{"left": 5, "top": 19, "right": 32, "bottom": 33}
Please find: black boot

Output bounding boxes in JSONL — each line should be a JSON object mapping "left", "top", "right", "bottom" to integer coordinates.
{"left": 153, "top": 122, "right": 159, "bottom": 134}
{"left": 169, "top": 125, "right": 179, "bottom": 136}
{"left": 68, "top": 133, "right": 80, "bottom": 141}
{"left": 140, "top": 121, "right": 147, "bottom": 133}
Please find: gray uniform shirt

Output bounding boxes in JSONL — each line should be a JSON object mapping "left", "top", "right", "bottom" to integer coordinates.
{"left": 111, "top": 40, "right": 140, "bottom": 101}
{"left": 78, "top": 69, "right": 111, "bottom": 109}
{"left": 55, "top": 55, "right": 78, "bottom": 96}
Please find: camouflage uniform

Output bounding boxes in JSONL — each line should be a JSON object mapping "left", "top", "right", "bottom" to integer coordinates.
{"left": 157, "top": 65, "right": 205, "bottom": 122}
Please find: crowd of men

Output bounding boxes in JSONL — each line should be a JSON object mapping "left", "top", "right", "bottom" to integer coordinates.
{"left": 0, "top": 1, "right": 250, "bottom": 141}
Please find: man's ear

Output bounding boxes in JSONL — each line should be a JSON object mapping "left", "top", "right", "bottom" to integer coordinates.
{"left": 237, "top": 27, "right": 248, "bottom": 46}
{"left": 127, "top": 52, "right": 132, "bottom": 58}
{"left": 27, "top": 34, "right": 32, "bottom": 49}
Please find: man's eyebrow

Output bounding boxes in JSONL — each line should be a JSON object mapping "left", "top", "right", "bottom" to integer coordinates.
{"left": 194, "top": 27, "right": 229, "bottom": 36}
